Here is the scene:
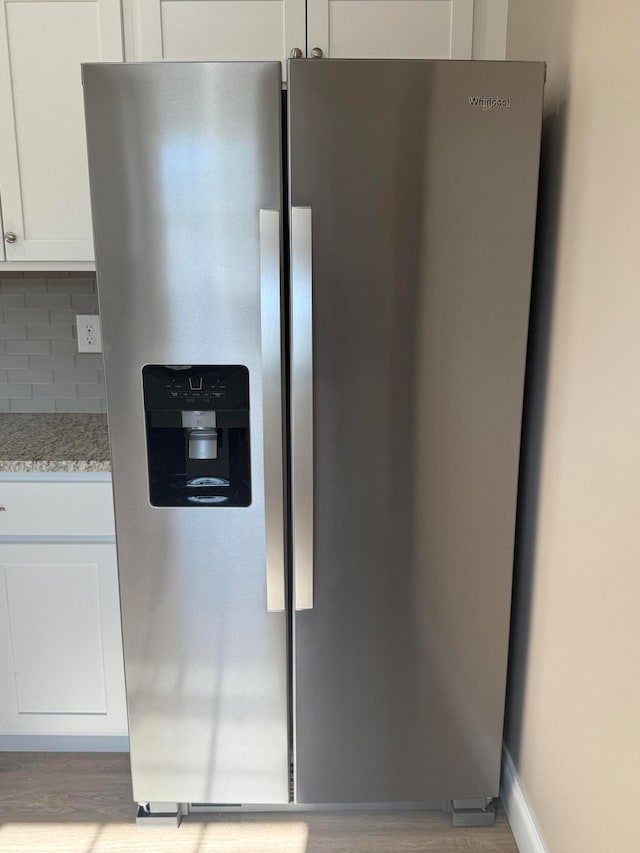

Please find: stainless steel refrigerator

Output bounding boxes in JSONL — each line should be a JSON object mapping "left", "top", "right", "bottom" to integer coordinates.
{"left": 83, "top": 59, "right": 543, "bottom": 824}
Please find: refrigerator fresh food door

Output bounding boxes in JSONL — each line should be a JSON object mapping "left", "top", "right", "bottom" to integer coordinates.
{"left": 288, "top": 59, "right": 544, "bottom": 803}
{"left": 84, "top": 62, "right": 289, "bottom": 804}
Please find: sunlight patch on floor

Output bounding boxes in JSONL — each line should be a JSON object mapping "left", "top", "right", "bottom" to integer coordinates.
{"left": 0, "top": 820, "right": 311, "bottom": 853}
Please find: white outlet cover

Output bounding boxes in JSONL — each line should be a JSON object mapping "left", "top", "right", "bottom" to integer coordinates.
{"left": 76, "top": 314, "right": 103, "bottom": 353}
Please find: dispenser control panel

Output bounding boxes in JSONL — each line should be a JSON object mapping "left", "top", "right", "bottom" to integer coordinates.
{"left": 142, "top": 364, "right": 249, "bottom": 413}
{"left": 165, "top": 374, "right": 226, "bottom": 402}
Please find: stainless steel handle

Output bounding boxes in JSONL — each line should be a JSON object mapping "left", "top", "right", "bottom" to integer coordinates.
{"left": 259, "top": 209, "right": 286, "bottom": 612}
{"left": 291, "top": 207, "right": 314, "bottom": 610}
{"left": 4, "top": 232, "right": 16, "bottom": 244}
{"left": 290, "top": 47, "right": 303, "bottom": 59}
{"left": 310, "top": 47, "right": 323, "bottom": 59}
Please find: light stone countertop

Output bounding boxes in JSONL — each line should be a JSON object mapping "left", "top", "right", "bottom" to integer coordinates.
{"left": 0, "top": 414, "right": 111, "bottom": 473}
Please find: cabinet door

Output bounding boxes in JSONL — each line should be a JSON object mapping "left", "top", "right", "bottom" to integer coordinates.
{"left": 0, "top": 543, "right": 127, "bottom": 736}
{"left": 130, "top": 0, "right": 305, "bottom": 80}
{"left": 307, "top": 0, "right": 473, "bottom": 59}
{"left": 0, "top": 0, "right": 122, "bottom": 262}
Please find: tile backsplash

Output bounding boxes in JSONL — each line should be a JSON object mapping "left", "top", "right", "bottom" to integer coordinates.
{"left": 0, "top": 273, "right": 106, "bottom": 413}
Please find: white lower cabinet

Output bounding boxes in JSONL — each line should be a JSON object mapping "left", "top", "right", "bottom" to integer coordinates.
{"left": 0, "top": 479, "right": 127, "bottom": 746}
{"left": 0, "top": 544, "right": 126, "bottom": 738}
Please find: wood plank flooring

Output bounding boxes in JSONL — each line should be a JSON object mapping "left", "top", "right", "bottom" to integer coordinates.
{"left": 0, "top": 753, "right": 519, "bottom": 852}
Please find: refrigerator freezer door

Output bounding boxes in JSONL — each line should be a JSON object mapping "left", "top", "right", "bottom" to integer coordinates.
{"left": 288, "top": 59, "right": 544, "bottom": 803}
{"left": 84, "top": 62, "right": 289, "bottom": 804}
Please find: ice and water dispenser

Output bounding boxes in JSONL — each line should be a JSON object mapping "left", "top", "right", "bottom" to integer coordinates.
{"left": 142, "top": 365, "right": 251, "bottom": 507}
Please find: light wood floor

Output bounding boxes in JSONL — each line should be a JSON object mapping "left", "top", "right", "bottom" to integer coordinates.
{"left": 0, "top": 753, "right": 519, "bottom": 852}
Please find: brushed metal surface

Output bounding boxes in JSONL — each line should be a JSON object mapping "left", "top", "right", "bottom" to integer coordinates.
{"left": 290, "top": 207, "right": 314, "bottom": 611}
{"left": 259, "top": 209, "right": 286, "bottom": 612}
{"left": 288, "top": 59, "right": 544, "bottom": 803}
{"left": 84, "top": 62, "right": 288, "bottom": 804}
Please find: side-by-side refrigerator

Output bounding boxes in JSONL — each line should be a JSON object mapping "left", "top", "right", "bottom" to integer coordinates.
{"left": 83, "top": 59, "right": 544, "bottom": 822}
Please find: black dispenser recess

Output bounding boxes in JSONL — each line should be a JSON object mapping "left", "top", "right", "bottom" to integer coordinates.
{"left": 142, "top": 365, "right": 251, "bottom": 507}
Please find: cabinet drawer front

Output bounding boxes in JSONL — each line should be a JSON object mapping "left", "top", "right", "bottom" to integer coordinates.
{"left": 0, "top": 482, "right": 115, "bottom": 537}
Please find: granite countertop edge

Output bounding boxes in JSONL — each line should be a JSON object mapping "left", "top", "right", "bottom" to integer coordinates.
{"left": 0, "top": 413, "right": 112, "bottom": 474}
{"left": 0, "top": 460, "right": 111, "bottom": 473}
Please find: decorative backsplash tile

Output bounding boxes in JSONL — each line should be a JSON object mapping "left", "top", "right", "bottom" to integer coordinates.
{"left": 0, "top": 273, "right": 106, "bottom": 413}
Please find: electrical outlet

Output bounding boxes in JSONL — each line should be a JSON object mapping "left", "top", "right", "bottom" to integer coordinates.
{"left": 76, "top": 314, "right": 103, "bottom": 353}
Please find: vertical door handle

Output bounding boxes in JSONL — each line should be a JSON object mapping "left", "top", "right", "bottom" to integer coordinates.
{"left": 291, "top": 207, "right": 314, "bottom": 610}
{"left": 260, "top": 209, "right": 286, "bottom": 612}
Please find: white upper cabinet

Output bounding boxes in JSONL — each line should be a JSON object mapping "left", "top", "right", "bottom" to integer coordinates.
{"left": 0, "top": 0, "right": 504, "bottom": 267}
{"left": 127, "top": 0, "right": 485, "bottom": 77}
{"left": 129, "top": 0, "right": 306, "bottom": 80}
{"left": 0, "top": 0, "right": 123, "bottom": 263}
{"left": 307, "top": 0, "right": 474, "bottom": 60}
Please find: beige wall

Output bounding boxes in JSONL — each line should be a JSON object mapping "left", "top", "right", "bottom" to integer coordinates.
{"left": 505, "top": 2, "right": 640, "bottom": 852}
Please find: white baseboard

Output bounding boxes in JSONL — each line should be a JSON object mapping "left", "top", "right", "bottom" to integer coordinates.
{"left": 0, "top": 734, "right": 129, "bottom": 752}
{"left": 501, "top": 746, "right": 549, "bottom": 853}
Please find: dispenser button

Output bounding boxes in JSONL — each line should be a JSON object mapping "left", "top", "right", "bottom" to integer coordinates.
{"left": 169, "top": 391, "right": 179, "bottom": 398}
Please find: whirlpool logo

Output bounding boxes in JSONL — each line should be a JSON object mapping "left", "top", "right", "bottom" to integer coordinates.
{"left": 468, "top": 96, "right": 511, "bottom": 111}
